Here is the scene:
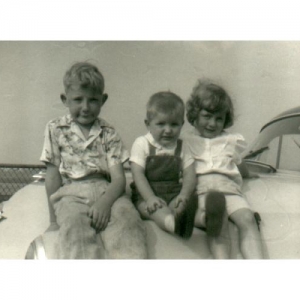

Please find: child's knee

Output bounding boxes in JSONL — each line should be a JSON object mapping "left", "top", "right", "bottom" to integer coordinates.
{"left": 56, "top": 197, "right": 90, "bottom": 226}
{"left": 235, "top": 210, "right": 257, "bottom": 230}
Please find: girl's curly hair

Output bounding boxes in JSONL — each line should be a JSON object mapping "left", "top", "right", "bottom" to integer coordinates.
{"left": 186, "top": 80, "right": 234, "bottom": 129}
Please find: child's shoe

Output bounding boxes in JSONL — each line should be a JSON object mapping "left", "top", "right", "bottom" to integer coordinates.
{"left": 205, "top": 191, "right": 226, "bottom": 237}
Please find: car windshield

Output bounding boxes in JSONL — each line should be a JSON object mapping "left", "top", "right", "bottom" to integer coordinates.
{"left": 244, "top": 115, "right": 300, "bottom": 172}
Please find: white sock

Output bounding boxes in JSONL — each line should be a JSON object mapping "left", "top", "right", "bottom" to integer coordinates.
{"left": 164, "top": 214, "right": 175, "bottom": 233}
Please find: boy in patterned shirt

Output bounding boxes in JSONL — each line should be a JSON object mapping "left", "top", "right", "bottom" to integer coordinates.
{"left": 40, "top": 62, "right": 147, "bottom": 259}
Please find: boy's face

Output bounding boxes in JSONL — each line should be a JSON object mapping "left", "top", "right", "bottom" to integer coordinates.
{"left": 145, "top": 111, "right": 184, "bottom": 148}
{"left": 194, "top": 109, "right": 226, "bottom": 139}
{"left": 61, "top": 85, "right": 107, "bottom": 128}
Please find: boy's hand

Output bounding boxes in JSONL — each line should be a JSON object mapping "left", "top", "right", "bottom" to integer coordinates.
{"left": 88, "top": 199, "right": 112, "bottom": 232}
{"left": 145, "top": 196, "right": 166, "bottom": 214}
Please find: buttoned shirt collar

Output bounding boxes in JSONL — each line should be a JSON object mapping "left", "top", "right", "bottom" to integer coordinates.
{"left": 56, "top": 114, "right": 109, "bottom": 148}
{"left": 144, "top": 132, "right": 178, "bottom": 151}
{"left": 145, "top": 132, "right": 164, "bottom": 150}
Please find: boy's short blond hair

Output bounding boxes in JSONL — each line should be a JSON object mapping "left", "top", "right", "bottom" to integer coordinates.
{"left": 146, "top": 91, "right": 185, "bottom": 121}
{"left": 63, "top": 62, "right": 105, "bottom": 94}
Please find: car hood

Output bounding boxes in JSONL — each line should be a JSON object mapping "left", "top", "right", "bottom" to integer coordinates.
{"left": 242, "top": 172, "right": 300, "bottom": 258}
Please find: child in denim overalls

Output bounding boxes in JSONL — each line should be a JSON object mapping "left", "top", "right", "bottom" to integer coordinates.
{"left": 130, "top": 92, "right": 197, "bottom": 238}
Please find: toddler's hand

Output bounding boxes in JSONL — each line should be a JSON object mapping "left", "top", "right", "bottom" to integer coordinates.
{"left": 89, "top": 200, "right": 111, "bottom": 232}
{"left": 146, "top": 196, "right": 166, "bottom": 214}
{"left": 174, "top": 196, "right": 187, "bottom": 215}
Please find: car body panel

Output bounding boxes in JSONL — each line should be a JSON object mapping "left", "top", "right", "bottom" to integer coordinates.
{"left": 0, "top": 179, "right": 213, "bottom": 259}
{"left": 2, "top": 105, "right": 300, "bottom": 259}
{"left": 1, "top": 170, "right": 300, "bottom": 259}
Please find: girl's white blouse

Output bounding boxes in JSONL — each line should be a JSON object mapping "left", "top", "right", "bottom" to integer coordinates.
{"left": 184, "top": 129, "right": 247, "bottom": 195}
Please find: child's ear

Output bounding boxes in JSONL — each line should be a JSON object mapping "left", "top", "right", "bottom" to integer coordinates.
{"left": 60, "top": 94, "right": 68, "bottom": 106}
{"left": 102, "top": 93, "right": 108, "bottom": 105}
{"left": 144, "top": 119, "right": 149, "bottom": 127}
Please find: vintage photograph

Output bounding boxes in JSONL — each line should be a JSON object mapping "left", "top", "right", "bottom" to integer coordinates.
{"left": 1, "top": 41, "right": 300, "bottom": 261}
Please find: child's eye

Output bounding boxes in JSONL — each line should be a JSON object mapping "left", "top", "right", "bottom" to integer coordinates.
{"left": 73, "top": 97, "right": 82, "bottom": 102}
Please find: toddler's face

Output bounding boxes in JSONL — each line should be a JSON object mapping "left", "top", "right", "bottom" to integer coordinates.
{"left": 62, "top": 85, "right": 106, "bottom": 129}
{"left": 194, "top": 109, "right": 226, "bottom": 139}
{"left": 146, "top": 112, "right": 184, "bottom": 148}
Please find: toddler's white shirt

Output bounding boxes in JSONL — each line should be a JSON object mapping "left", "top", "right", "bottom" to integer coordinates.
{"left": 130, "top": 132, "right": 194, "bottom": 170}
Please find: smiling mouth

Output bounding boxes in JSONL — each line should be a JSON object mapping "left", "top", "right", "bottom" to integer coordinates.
{"left": 205, "top": 129, "right": 215, "bottom": 133}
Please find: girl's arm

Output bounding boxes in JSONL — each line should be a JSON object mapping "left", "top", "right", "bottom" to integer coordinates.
{"left": 238, "top": 160, "right": 250, "bottom": 178}
{"left": 238, "top": 159, "right": 259, "bottom": 178}
{"left": 45, "top": 163, "right": 62, "bottom": 231}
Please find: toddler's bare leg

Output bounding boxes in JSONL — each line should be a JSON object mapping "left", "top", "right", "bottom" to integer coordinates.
{"left": 136, "top": 199, "right": 176, "bottom": 233}
{"left": 101, "top": 196, "right": 148, "bottom": 259}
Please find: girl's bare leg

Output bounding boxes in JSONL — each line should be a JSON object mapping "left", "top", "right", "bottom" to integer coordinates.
{"left": 207, "top": 211, "right": 230, "bottom": 259}
{"left": 228, "top": 221, "right": 240, "bottom": 259}
{"left": 230, "top": 208, "right": 264, "bottom": 259}
{"left": 194, "top": 197, "right": 230, "bottom": 259}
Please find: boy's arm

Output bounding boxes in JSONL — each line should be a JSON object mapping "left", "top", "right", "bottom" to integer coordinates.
{"left": 89, "top": 163, "right": 126, "bottom": 232}
{"left": 45, "top": 163, "right": 62, "bottom": 231}
{"left": 101, "top": 163, "right": 126, "bottom": 206}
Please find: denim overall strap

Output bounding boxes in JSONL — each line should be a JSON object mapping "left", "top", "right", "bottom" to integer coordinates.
{"left": 145, "top": 140, "right": 182, "bottom": 182}
{"left": 131, "top": 139, "right": 183, "bottom": 204}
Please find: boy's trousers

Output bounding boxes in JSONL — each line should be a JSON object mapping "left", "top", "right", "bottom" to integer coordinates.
{"left": 51, "top": 180, "right": 147, "bottom": 259}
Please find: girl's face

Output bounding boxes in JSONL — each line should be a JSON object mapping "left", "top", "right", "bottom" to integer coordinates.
{"left": 194, "top": 109, "right": 226, "bottom": 139}
{"left": 145, "top": 111, "right": 184, "bottom": 148}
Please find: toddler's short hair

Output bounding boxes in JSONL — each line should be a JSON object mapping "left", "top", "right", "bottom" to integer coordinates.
{"left": 146, "top": 92, "right": 185, "bottom": 121}
{"left": 63, "top": 62, "right": 105, "bottom": 94}
{"left": 186, "top": 80, "right": 234, "bottom": 129}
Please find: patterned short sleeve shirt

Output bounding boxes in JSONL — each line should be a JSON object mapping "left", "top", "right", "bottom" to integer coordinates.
{"left": 40, "top": 114, "right": 129, "bottom": 180}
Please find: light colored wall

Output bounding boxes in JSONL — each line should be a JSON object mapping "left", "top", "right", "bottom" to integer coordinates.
{"left": 1, "top": 41, "right": 300, "bottom": 164}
